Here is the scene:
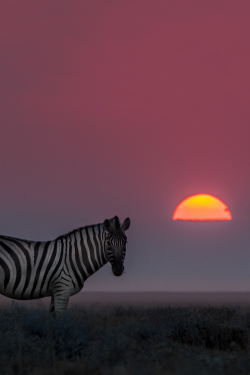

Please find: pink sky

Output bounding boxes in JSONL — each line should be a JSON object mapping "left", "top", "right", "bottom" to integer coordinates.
{"left": 0, "top": 0, "right": 250, "bottom": 292}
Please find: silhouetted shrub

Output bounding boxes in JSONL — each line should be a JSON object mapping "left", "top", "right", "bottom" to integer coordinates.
{"left": 0, "top": 304, "right": 250, "bottom": 375}
{"left": 166, "top": 306, "right": 248, "bottom": 350}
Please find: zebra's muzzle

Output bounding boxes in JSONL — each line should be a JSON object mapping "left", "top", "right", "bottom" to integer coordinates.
{"left": 112, "top": 263, "right": 124, "bottom": 277}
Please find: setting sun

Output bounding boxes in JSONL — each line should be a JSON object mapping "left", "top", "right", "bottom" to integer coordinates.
{"left": 173, "top": 194, "right": 232, "bottom": 221}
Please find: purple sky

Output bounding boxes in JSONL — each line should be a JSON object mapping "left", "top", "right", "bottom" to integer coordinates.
{"left": 1, "top": 0, "right": 250, "bottom": 292}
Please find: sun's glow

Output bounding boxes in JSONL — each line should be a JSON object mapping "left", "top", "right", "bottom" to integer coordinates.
{"left": 173, "top": 194, "right": 232, "bottom": 221}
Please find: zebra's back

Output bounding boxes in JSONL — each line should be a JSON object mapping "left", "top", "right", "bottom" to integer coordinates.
{"left": 0, "top": 235, "right": 65, "bottom": 300}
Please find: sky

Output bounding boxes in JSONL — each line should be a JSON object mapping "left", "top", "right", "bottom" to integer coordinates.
{"left": 1, "top": 0, "right": 250, "bottom": 292}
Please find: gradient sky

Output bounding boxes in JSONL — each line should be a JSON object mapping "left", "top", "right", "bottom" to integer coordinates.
{"left": 1, "top": 0, "right": 250, "bottom": 292}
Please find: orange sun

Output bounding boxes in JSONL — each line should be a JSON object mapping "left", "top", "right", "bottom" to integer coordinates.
{"left": 173, "top": 194, "right": 232, "bottom": 221}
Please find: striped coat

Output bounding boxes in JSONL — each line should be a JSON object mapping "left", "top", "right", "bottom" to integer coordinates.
{"left": 0, "top": 216, "right": 130, "bottom": 316}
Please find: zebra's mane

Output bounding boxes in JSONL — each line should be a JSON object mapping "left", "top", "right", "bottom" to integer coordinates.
{"left": 56, "top": 216, "right": 122, "bottom": 241}
{"left": 55, "top": 223, "right": 100, "bottom": 240}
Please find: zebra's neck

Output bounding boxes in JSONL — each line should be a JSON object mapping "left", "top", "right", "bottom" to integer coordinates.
{"left": 63, "top": 223, "right": 108, "bottom": 287}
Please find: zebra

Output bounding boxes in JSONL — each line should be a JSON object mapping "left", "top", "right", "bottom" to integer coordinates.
{"left": 0, "top": 216, "right": 130, "bottom": 317}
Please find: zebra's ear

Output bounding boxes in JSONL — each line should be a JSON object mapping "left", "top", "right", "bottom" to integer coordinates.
{"left": 121, "top": 217, "right": 130, "bottom": 231}
{"left": 104, "top": 219, "right": 111, "bottom": 232}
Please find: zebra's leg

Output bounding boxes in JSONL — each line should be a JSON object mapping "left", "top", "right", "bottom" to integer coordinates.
{"left": 52, "top": 285, "right": 70, "bottom": 318}
{"left": 49, "top": 295, "right": 55, "bottom": 314}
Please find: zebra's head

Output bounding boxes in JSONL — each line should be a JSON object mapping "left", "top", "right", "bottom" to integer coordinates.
{"left": 104, "top": 216, "right": 130, "bottom": 276}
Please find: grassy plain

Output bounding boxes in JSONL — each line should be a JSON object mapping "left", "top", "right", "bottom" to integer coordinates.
{"left": 0, "top": 303, "right": 250, "bottom": 375}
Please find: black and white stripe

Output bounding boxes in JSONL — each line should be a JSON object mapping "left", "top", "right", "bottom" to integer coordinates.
{"left": 0, "top": 216, "right": 130, "bottom": 316}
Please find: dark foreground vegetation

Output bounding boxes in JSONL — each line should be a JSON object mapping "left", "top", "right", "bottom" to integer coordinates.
{"left": 1, "top": 304, "right": 250, "bottom": 374}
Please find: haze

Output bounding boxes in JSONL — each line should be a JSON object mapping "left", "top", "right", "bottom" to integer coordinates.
{"left": 0, "top": 0, "right": 250, "bottom": 292}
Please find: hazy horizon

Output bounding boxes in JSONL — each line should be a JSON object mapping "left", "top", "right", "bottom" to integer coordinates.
{"left": 1, "top": 0, "right": 250, "bottom": 292}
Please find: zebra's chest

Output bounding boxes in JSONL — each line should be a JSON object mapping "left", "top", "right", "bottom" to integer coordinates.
{"left": 57, "top": 264, "right": 84, "bottom": 296}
